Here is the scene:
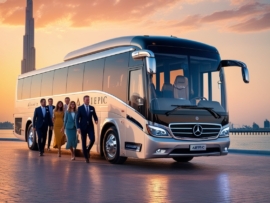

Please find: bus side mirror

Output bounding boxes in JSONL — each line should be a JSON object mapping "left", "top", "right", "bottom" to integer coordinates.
{"left": 218, "top": 60, "right": 249, "bottom": 83}
{"left": 132, "top": 50, "right": 156, "bottom": 74}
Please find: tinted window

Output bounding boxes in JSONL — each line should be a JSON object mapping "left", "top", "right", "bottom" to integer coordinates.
{"left": 83, "top": 59, "right": 104, "bottom": 91}
{"left": 41, "top": 71, "right": 54, "bottom": 96}
{"left": 67, "top": 64, "right": 84, "bottom": 93}
{"left": 17, "top": 79, "right": 23, "bottom": 100}
{"left": 22, "top": 77, "right": 32, "bottom": 99}
{"left": 129, "top": 69, "right": 144, "bottom": 100}
{"left": 103, "top": 53, "right": 129, "bottom": 101}
{"left": 53, "top": 68, "right": 68, "bottom": 95}
{"left": 31, "top": 74, "right": 42, "bottom": 98}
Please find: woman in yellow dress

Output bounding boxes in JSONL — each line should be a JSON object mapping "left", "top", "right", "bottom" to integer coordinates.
{"left": 53, "top": 101, "right": 64, "bottom": 157}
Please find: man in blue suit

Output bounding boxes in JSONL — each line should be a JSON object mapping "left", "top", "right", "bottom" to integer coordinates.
{"left": 46, "top": 98, "right": 55, "bottom": 151}
{"left": 76, "top": 95, "right": 98, "bottom": 163}
{"left": 33, "top": 98, "right": 53, "bottom": 156}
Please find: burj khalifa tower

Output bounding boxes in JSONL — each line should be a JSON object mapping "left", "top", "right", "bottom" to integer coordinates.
{"left": 21, "top": 0, "right": 35, "bottom": 74}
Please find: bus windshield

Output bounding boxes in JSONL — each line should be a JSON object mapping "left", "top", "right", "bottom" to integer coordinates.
{"left": 149, "top": 50, "right": 227, "bottom": 115}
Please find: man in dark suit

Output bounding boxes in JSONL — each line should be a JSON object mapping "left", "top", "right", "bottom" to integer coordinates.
{"left": 46, "top": 98, "right": 55, "bottom": 151}
{"left": 33, "top": 98, "right": 53, "bottom": 156}
{"left": 76, "top": 95, "right": 98, "bottom": 163}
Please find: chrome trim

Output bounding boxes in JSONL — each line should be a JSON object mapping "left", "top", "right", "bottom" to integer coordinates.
{"left": 18, "top": 46, "right": 135, "bottom": 79}
{"left": 169, "top": 152, "right": 221, "bottom": 156}
{"left": 64, "top": 36, "right": 136, "bottom": 61}
{"left": 219, "top": 60, "right": 249, "bottom": 83}
{"left": 132, "top": 49, "right": 155, "bottom": 59}
{"left": 169, "top": 123, "right": 222, "bottom": 141}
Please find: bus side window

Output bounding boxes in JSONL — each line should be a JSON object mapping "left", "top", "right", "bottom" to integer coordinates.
{"left": 17, "top": 79, "right": 23, "bottom": 100}
{"left": 103, "top": 53, "right": 129, "bottom": 102}
{"left": 31, "top": 74, "right": 42, "bottom": 98}
{"left": 53, "top": 67, "right": 68, "bottom": 95}
{"left": 22, "top": 76, "right": 32, "bottom": 99}
{"left": 67, "top": 63, "right": 84, "bottom": 93}
{"left": 129, "top": 69, "right": 144, "bottom": 109}
{"left": 41, "top": 71, "right": 54, "bottom": 97}
{"left": 83, "top": 59, "right": 104, "bottom": 91}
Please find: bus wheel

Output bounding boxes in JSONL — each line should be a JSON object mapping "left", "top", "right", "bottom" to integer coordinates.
{"left": 172, "top": 157, "right": 193, "bottom": 162}
{"left": 27, "top": 124, "right": 38, "bottom": 150}
{"left": 103, "top": 126, "right": 127, "bottom": 164}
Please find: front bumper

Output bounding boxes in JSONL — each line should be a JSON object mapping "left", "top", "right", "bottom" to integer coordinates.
{"left": 144, "top": 134, "right": 230, "bottom": 158}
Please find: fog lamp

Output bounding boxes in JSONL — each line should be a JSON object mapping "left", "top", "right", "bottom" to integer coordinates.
{"left": 156, "top": 149, "right": 167, "bottom": 154}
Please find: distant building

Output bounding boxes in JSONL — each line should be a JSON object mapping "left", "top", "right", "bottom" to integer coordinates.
{"left": 229, "top": 122, "right": 234, "bottom": 129}
{"left": 252, "top": 122, "right": 259, "bottom": 130}
{"left": 0, "top": 122, "right": 14, "bottom": 129}
{"left": 264, "top": 119, "right": 270, "bottom": 128}
{"left": 21, "top": 0, "right": 35, "bottom": 74}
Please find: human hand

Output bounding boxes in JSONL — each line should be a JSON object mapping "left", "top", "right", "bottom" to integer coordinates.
{"left": 77, "top": 129, "right": 81, "bottom": 134}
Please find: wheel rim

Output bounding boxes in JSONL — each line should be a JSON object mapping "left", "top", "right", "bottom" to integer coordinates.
{"left": 105, "top": 133, "right": 117, "bottom": 159}
{"left": 28, "top": 127, "right": 34, "bottom": 148}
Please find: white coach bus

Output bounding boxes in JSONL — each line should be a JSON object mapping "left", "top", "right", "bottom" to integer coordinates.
{"left": 14, "top": 36, "right": 249, "bottom": 164}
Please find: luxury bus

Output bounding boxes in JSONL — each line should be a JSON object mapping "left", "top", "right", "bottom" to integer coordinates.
{"left": 14, "top": 36, "right": 249, "bottom": 164}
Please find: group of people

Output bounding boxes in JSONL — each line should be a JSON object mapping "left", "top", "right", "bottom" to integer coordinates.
{"left": 33, "top": 95, "right": 98, "bottom": 163}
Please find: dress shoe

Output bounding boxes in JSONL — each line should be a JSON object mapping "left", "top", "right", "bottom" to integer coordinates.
{"left": 39, "top": 153, "right": 43, "bottom": 156}
{"left": 85, "top": 159, "right": 89, "bottom": 163}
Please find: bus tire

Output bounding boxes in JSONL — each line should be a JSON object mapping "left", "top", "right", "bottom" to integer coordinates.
{"left": 172, "top": 157, "right": 193, "bottom": 162}
{"left": 103, "top": 126, "right": 127, "bottom": 164}
{"left": 27, "top": 124, "right": 38, "bottom": 150}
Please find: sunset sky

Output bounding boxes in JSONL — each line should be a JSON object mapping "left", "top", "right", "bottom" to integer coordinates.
{"left": 0, "top": 0, "right": 269, "bottom": 127}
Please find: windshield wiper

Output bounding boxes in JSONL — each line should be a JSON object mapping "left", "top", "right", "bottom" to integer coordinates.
{"left": 165, "top": 105, "right": 221, "bottom": 119}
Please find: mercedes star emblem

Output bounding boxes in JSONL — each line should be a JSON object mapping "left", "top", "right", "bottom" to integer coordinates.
{"left": 193, "top": 124, "right": 203, "bottom": 136}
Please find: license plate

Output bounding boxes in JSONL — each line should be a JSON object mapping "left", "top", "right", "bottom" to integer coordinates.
{"left": 190, "top": 144, "right": 206, "bottom": 151}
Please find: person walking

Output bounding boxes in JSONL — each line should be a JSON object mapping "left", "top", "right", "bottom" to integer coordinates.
{"left": 64, "top": 101, "right": 78, "bottom": 160}
{"left": 46, "top": 98, "right": 55, "bottom": 151}
{"left": 33, "top": 98, "right": 53, "bottom": 156}
{"left": 63, "top": 97, "right": 70, "bottom": 113}
{"left": 53, "top": 101, "right": 65, "bottom": 157}
{"left": 76, "top": 95, "right": 98, "bottom": 163}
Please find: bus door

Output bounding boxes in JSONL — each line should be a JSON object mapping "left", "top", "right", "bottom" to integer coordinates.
{"left": 126, "top": 68, "right": 146, "bottom": 158}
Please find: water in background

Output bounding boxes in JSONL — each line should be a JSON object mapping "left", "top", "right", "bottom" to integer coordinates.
{"left": 230, "top": 134, "right": 270, "bottom": 151}
{"left": 0, "top": 130, "right": 14, "bottom": 139}
{"left": 1, "top": 130, "right": 270, "bottom": 151}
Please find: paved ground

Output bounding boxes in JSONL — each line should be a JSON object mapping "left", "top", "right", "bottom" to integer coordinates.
{"left": 0, "top": 140, "right": 270, "bottom": 203}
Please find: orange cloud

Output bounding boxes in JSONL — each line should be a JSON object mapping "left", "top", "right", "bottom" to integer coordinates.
{"left": 0, "top": 0, "right": 181, "bottom": 27}
{"left": 229, "top": 12, "right": 270, "bottom": 32}
{"left": 1, "top": 0, "right": 269, "bottom": 33}
{"left": 167, "top": 2, "right": 270, "bottom": 33}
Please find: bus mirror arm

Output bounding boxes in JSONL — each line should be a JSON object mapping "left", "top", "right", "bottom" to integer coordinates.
{"left": 218, "top": 60, "right": 249, "bottom": 83}
{"left": 132, "top": 49, "right": 156, "bottom": 74}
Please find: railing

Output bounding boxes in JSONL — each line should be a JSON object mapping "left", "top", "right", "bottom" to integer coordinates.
{"left": 230, "top": 129, "right": 270, "bottom": 135}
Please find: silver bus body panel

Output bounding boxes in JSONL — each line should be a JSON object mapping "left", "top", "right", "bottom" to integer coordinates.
{"left": 18, "top": 46, "right": 135, "bottom": 79}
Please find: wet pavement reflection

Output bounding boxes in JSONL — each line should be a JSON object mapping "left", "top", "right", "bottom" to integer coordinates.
{"left": 0, "top": 141, "right": 270, "bottom": 202}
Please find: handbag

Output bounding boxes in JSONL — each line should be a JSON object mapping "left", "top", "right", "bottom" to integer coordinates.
{"left": 61, "top": 134, "right": 66, "bottom": 146}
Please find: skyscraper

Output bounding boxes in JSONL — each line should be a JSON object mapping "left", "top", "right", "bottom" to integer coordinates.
{"left": 264, "top": 119, "right": 270, "bottom": 128}
{"left": 21, "top": 0, "right": 35, "bottom": 74}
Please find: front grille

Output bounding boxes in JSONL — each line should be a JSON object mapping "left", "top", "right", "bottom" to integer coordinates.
{"left": 169, "top": 123, "right": 221, "bottom": 139}
{"left": 170, "top": 148, "right": 220, "bottom": 154}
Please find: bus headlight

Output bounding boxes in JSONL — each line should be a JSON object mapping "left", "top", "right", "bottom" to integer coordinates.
{"left": 146, "top": 125, "right": 170, "bottom": 138}
{"left": 219, "top": 125, "right": 230, "bottom": 137}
